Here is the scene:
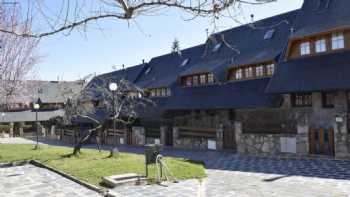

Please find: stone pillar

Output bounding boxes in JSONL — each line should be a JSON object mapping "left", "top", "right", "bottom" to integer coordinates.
{"left": 41, "top": 125, "right": 46, "bottom": 137}
{"left": 19, "top": 123, "right": 24, "bottom": 137}
{"left": 234, "top": 121, "right": 243, "bottom": 153}
{"left": 50, "top": 125, "right": 56, "bottom": 139}
{"left": 333, "top": 114, "right": 349, "bottom": 158}
{"left": 173, "top": 127, "right": 179, "bottom": 148}
{"left": 160, "top": 126, "right": 167, "bottom": 145}
{"left": 296, "top": 122, "right": 309, "bottom": 155}
{"left": 9, "top": 122, "right": 14, "bottom": 137}
{"left": 216, "top": 124, "right": 224, "bottom": 150}
{"left": 132, "top": 126, "right": 145, "bottom": 146}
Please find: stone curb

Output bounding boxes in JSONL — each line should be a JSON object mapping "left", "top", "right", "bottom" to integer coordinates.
{"left": 0, "top": 160, "right": 117, "bottom": 197}
{"left": 237, "top": 153, "right": 350, "bottom": 162}
{"left": 29, "top": 160, "right": 109, "bottom": 196}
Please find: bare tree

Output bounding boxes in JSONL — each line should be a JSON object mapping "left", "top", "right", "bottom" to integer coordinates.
{"left": 57, "top": 75, "right": 153, "bottom": 156}
{"left": 0, "top": 4, "right": 40, "bottom": 110}
{"left": 0, "top": 0, "right": 275, "bottom": 38}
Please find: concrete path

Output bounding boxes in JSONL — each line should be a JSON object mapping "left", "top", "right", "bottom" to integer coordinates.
{"left": 0, "top": 164, "right": 101, "bottom": 197}
{"left": 2, "top": 137, "right": 350, "bottom": 196}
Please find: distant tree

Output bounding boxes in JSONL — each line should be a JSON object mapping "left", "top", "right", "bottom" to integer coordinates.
{"left": 171, "top": 38, "right": 181, "bottom": 54}
{"left": 0, "top": 4, "right": 40, "bottom": 111}
{"left": 56, "top": 75, "right": 153, "bottom": 156}
{"left": 0, "top": 0, "right": 275, "bottom": 38}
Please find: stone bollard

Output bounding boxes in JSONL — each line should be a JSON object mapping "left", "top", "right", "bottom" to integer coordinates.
{"left": 9, "top": 123, "right": 14, "bottom": 137}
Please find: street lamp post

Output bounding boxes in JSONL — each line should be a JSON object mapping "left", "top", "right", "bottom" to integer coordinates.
{"left": 33, "top": 98, "right": 41, "bottom": 149}
{"left": 109, "top": 82, "right": 118, "bottom": 156}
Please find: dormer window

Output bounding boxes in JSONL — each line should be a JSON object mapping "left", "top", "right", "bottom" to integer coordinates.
{"left": 180, "top": 58, "right": 190, "bottom": 67}
{"left": 245, "top": 67, "right": 253, "bottom": 78}
{"left": 264, "top": 29, "right": 275, "bottom": 40}
{"left": 331, "top": 32, "right": 344, "bottom": 50}
{"left": 149, "top": 87, "right": 171, "bottom": 97}
{"left": 212, "top": 43, "right": 222, "bottom": 52}
{"left": 207, "top": 73, "right": 214, "bottom": 84}
{"left": 182, "top": 73, "right": 215, "bottom": 87}
{"left": 266, "top": 64, "right": 275, "bottom": 76}
{"left": 199, "top": 74, "right": 206, "bottom": 85}
{"left": 300, "top": 42, "right": 310, "bottom": 56}
{"left": 235, "top": 69, "right": 243, "bottom": 80}
{"left": 145, "top": 66, "right": 152, "bottom": 74}
{"left": 315, "top": 39, "right": 326, "bottom": 53}
{"left": 256, "top": 66, "right": 264, "bottom": 77}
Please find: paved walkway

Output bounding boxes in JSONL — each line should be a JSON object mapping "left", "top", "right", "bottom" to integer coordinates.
{"left": 0, "top": 164, "right": 101, "bottom": 197}
{"left": 2, "top": 137, "right": 350, "bottom": 196}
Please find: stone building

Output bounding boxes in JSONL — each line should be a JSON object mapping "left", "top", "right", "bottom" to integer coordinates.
{"left": 83, "top": 0, "right": 350, "bottom": 159}
{"left": 0, "top": 80, "right": 84, "bottom": 138}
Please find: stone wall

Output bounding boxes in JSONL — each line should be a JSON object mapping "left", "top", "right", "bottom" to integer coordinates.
{"left": 235, "top": 121, "right": 308, "bottom": 156}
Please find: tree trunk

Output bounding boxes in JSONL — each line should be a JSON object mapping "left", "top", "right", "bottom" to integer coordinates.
{"left": 72, "top": 125, "right": 102, "bottom": 156}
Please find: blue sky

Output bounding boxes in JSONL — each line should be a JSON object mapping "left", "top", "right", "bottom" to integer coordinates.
{"left": 37, "top": 0, "right": 303, "bottom": 81}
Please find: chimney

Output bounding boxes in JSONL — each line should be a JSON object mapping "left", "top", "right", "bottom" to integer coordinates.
{"left": 290, "top": 27, "right": 295, "bottom": 36}
{"left": 142, "top": 59, "right": 145, "bottom": 65}
{"left": 250, "top": 14, "right": 255, "bottom": 23}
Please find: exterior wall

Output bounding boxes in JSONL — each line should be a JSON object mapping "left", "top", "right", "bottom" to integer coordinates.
{"left": 235, "top": 91, "right": 349, "bottom": 158}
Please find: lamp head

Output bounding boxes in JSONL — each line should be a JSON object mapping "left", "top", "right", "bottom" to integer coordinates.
{"left": 109, "top": 82, "right": 118, "bottom": 91}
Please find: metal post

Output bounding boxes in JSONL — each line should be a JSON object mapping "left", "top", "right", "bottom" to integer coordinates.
{"left": 113, "top": 91, "right": 116, "bottom": 147}
{"left": 36, "top": 110, "right": 39, "bottom": 148}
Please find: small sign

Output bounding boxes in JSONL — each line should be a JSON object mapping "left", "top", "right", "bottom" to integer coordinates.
{"left": 154, "top": 138, "right": 160, "bottom": 145}
{"left": 335, "top": 117, "right": 343, "bottom": 123}
{"left": 208, "top": 139, "right": 216, "bottom": 150}
{"left": 119, "top": 138, "right": 124, "bottom": 145}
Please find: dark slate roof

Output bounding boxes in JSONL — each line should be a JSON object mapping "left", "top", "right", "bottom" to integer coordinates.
{"left": 179, "top": 10, "right": 298, "bottom": 81}
{"left": 292, "top": 0, "right": 350, "bottom": 38}
{"left": 86, "top": 64, "right": 146, "bottom": 100}
{"left": 135, "top": 45, "right": 205, "bottom": 89}
{"left": 0, "top": 110, "right": 64, "bottom": 123}
{"left": 266, "top": 50, "right": 350, "bottom": 94}
{"left": 165, "top": 78, "right": 281, "bottom": 110}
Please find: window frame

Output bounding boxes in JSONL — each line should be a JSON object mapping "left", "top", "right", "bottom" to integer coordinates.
{"left": 315, "top": 39, "right": 327, "bottom": 53}
{"left": 300, "top": 41, "right": 311, "bottom": 56}
{"left": 256, "top": 66, "right": 264, "bottom": 77}
{"left": 331, "top": 32, "right": 345, "bottom": 50}
{"left": 235, "top": 68, "right": 243, "bottom": 80}
{"left": 266, "top": 64, "right": 275, "bottom": 76}
{"left": 292, "top": 93, "right": 313, "bottom": 107}
{"left": 245, "top": 67, "right": 254, "bottom": 79}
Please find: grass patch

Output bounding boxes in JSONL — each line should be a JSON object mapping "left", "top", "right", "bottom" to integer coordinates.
{"left": 0, "top": 144, "right": 206, "bottom": 186}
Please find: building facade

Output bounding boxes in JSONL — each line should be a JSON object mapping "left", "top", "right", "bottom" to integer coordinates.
{"left": 85, "top": 0, "right": 350, "bottom": 158}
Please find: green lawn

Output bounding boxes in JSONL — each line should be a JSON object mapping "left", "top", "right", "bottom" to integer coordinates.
{"left": 0, "top": 144, "right": 206, "bottom": 186}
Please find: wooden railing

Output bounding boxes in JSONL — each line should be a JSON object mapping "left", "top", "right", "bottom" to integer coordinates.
{"left": 178, "top": 127, "right": 216, "bottom": 138}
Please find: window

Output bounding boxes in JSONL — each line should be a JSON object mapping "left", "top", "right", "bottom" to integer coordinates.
{"left": 207, "top": 73, "right": 214, "bottom": 84}
{"left": 235, "top": 69, "right": 243, "bottom": 80}
{"left": 292, "top": 93, "right": 312, "bottom": 107}
{"left": 315, "top": 39, "right": 326, "bottom": 53}
{"left": 332, "top": 32, "right": 344, "bottom": 50}
{"left": 200, "top": 74, "right": 206, "bottom": 84}
{"left": 300, "top": 42, "right": 311, "bottom": 55}
{"left": 266, "top": 64, "right": 275, "bottom": 76}
{"left": 212, "top": 43, "right": 222, "bottom": 52}
{"left": 193, "top": 75, "right": 199, "bottom": 86}
{"left": 166, "top": 88, "right": 171, "bottom": 96}
{"left": 180, "top": 58, "right": 190, "bottom": 67}
{"left": 256, "top": 66, "right": 264, "bottom": 77}
{"left": 245, "top": 67, "right": 253, "bottom": 78}
{"left": 264, "top": 29, "right": 275, "bottom": 40}
{"left": 151, "top": 89, "right": 156, "bottom": 97}
{"left": 186, "top": 76, "right": 192, "bottom": 86}
{"left": 149, "top": 87, "right": 171, "bottom": 97}
{"left": 322, "top": 93, "right": 335, "bottom": 108}
{"left": 161, "top": 88, "right": 166, "bottom": 97}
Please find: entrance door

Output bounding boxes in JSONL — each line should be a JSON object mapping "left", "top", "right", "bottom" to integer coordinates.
{"left": 223, "top": 125, "right": 236, "bottom": 150}
{"left": 309, "top": 128, "right": 335, "bottom": 156}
